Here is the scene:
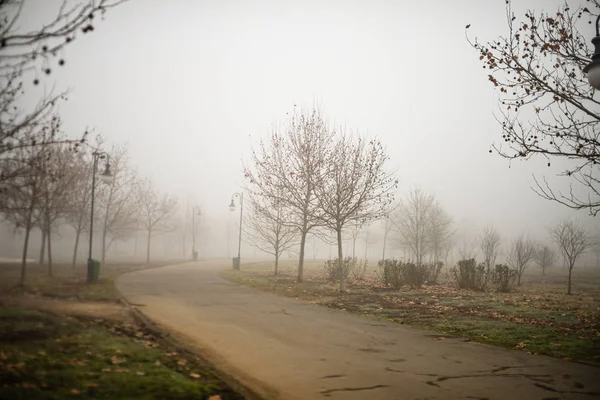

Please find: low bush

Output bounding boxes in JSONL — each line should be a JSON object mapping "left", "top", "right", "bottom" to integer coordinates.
{"left": 377, "top": 259, "right": 429, "bottom": 289}
{"left": 451, "top": 258, "right": 489, "bottom": 291}
{"left": 351, "top": 259, "right": 368, "bottom": 280}
{"left": 490, "top": 264, "right": 518, "bottom": 292}
{"left": 324, "top": 257, "right": 354, "bottom": 282}
{"left": 425, "top": 261, "right": 444, "bottom": 284}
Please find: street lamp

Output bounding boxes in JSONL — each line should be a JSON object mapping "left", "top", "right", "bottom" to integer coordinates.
{"left": 583, "top": 14, "right": 600, "bottom": 90}
{"left": 191, "top": 206, "right": 201, "bottom": 261}
{"left": 229, "top": 192, "right": 243, "bottom": 270}
{"left": 87, "top": 151, "right": 113, "bottom": 283}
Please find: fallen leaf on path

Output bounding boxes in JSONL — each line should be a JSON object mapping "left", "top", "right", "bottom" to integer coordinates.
{"left": 177, "top": 359, "right": 187, "bottom": 366}
{"left": 136, "top": 371, "right": 145, "bottom": 376}
{"left": 190, "top": 372, "right": 200, "bottom": 378}
{"left": 434, "top": 337, "right": 446, "bottom": 340}
{"left": 70, "top": 389, "right": 80, "bottom": 395}
{"left": 154, "top": 360, "right": 161, "bottom": 366}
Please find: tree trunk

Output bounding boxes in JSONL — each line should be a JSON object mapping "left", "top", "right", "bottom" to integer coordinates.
{"left": 20, "top": 205, "right": 35, "bottom": 285}
{"left": 72, "top": 226, "right": 81, "bottom": 268}
{"left": 352, "top": 235, "right": 356, "bottom": 259}
{"left": 542, "top": 264, "right": 545, "bottom": 276}
{"left": 146, "top": 230, "right": 152, "bottom": 264}
{"left": 337, "top": 228, "right": 345, "bottom": 292}
{"left": 567, "top": 264, "right": 573, "bottom": 295}
{"left": 382, "top": 237, "right": 386, "bottom": 261}
{"left": 47, "top": 225, "right": 53, "bottom": 277}
{"left": 274, "top": 253, "right": 279, "bottom": 275}
{"left": 517, "top": 269, "right": 522, "bottom": 286}
{"left": 101, "top": 224, "right": 108, "bottom": 264}
{"left": 39, "top": 227, "right": 47, "bottom": 266}
{"left": 297, "top": 228, "right": 307, "bottom": 283}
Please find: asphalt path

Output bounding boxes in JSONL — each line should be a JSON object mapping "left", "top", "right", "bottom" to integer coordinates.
{"left": 116, "top": 259, "right": 600, "bottom": 400}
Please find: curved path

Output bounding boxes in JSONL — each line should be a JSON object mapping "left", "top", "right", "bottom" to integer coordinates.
{"left": 116, "top": 260, "right": 600, "bottom": 400}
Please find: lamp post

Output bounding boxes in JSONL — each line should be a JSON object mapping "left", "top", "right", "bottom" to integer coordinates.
{"left": 87, "top": 151, "right": 113, "bottom": 284}
{"left": 583, "top": 14, "right": 600, "bottom": 90}
{"left": 229, "top": 192, "right": 244, "bottom": 270}
{"left": 191, "top": 206, "right": 201, "bottom": 261}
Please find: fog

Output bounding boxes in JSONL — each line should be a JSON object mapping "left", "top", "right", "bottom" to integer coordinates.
{"left": 2, "top": 0, "right": 598, "bottom": 266}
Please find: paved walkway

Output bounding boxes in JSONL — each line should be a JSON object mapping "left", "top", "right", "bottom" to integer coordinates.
{"left": 116, "top": 260, "right": 600, "bottom": 400}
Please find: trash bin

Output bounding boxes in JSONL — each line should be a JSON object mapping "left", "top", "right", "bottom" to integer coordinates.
{"left": 92, "top": 259, "right": 101, "bottom": 282}
{"left": 232, "top": 257, "right": 240, "bottom": 270}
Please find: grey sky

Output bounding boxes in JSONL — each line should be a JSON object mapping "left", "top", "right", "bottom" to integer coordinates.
{"left": 21, "top": 0, "right": 598, "bottom": 251}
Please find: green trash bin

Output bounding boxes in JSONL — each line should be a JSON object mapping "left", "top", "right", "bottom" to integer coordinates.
{"left": 92, "top": 259, "right": 101, "bottom": 282}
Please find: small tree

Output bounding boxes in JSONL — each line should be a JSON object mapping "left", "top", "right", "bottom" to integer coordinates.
{"left": 534, "top": 245, "right": 558, "bottom": 275}
{"left": 392, "top": 188, "right": 435, "bottom": 265}
{"left": 507, "top": 235, "right": 536, "bottom": 285}
{"left": 137, "top": 179, "right": 178, "bottom": 263}
{"left": 479, "top": 225, "right": 501, "bottom": 270}
{"left": 244, "top": 194, "right": 298, "bottom": 275}
{"left": 314, "top": 134, "right": 396, "bottom": 292}
{"left": 549, "top": 220, "right": 592, "bottom": 294}
{"left": 97, "top": 145, "right": 139, "bottom": 262}
{"left": 467, "top": 1, "right": 600, "bottom": 215}
{"left": 244, "top": 106, "right": 334, "bottom": 282}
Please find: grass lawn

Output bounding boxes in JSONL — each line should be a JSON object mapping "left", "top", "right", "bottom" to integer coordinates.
{"left": 222, "top": 260, "right": 600, "bottom": 364}
{"left": 0, "top": 261, "right": 184, "bottom": 302}
{"left": 0, "top": 306, "right": 240, "bottom": 400}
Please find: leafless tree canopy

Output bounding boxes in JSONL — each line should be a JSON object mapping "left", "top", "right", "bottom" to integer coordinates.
{"left": 0, "top": 0, "right": 125, "bottom": 185}
{"left": 507, "top": 235, "right": 536, "bottom": 285}
{"left": 244, "top": 106, "right": 334, "bottom": 282}
{"left": 549, "top": 219, "right": 593, "bottom": 294}
{"left": 479, "top": 225, "right": 502, "bottom": 269}
{"left": 534, "top": 244, "right": 557, "bottom": 275}
{"left": 467, "top": 1, "right": 600, "bottom": 215}
{"left": 392, "top": 188, "right": 453, "bottom": 266}
{"left": 97, "top": 145, "right": 139, "bottom": 263}
{"left": 136, "top": 178, "right": 178, "bottom": 263}
{"left": 244, "top": 193, "right": 298, "bottom": 275}
{"left": 315, "top": 133, "right": 396, "bottom": 292}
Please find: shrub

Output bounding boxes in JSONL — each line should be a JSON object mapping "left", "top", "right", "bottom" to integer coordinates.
{"left": 451, "top": 258, "right": 489, "bottom": 291}
{"left": 351, "top": 259, "right": 368, "bottom": 280}
{"left": 377, "top": 259, "right": 429, "bottom": 289}
{"left": 490, "top": 264, "right": 518, "bottom": 292}
{"left": 425, "top": 261, "right": 444, "bottom": 284}
{"left": 324, "top": 257, "right": 354, "bottom": 282}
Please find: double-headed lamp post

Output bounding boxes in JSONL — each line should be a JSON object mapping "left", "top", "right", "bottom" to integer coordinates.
{"left": 87, "top": 151, "right": 113, "bottom": 284}
{"left": 229, "top": 192, "right": 244, "bottom": 270}
{"left": 191, "top": 206, "right": 201, "bottom": 261}
{"left": 584, "top": 14, "right": 600, "bottom": 90}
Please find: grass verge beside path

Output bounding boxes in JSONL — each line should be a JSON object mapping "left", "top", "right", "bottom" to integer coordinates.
{"left": 0, "top": 261, "right": 185, "bottom": 302}
{"left": 0, "top": 306, "right": 240, "bottom": 400}
{"left": 222, "top": 263, "right": 600, "bottom": 365}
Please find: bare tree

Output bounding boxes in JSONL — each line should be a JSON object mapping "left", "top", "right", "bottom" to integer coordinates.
{"left": 0, "top": 1, "right": 125, "bottom": 186}
{"left": 244, "top": 194, "right": 298, "bottom": 275}
{"left": 467, "top": 1, "right": 600, "bottom": 215}
{"left": 137, "top": 179, "right": 178, "bottom": 263}
{"left": 549, "top": 220, "right": 593, "bottom": 294}
{"left": 380, "top": 216, "right": 393, "bottom": 261}
{"left": 457, "top": 237, "right": 478, "bottom": 260}
{"left": 534, "top": 245, "right": 557, "bottom": 276}
{"left": 36, "top": 142, "right": 82, "bottom": 276}
{"left": 507, "top": 235, "right": 536, "bottom": 285}
{"left": 0, "top": 140, "right": 48, "bottom": 283}
{"left": 392, "top": 188, "right": 435, "bottom": 265}
{"left": 314, "top": 134, "right": 396, "bottom": 292}
{"left": 479, "top": 225, "right": 502, "bottom": 269}
{"left": 427, "top": 202, "right": 454, "bottom": 265}
{"left": 97, "top": 145, "right": 139, "bottom": 263}
{"left": 63, "top": 152, "right": 92, "bottom": 267}
{"left": 245, "top": 106, "right": 334, "bottom": 282}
